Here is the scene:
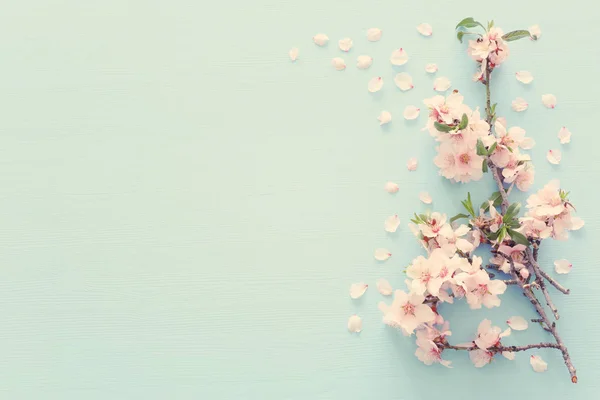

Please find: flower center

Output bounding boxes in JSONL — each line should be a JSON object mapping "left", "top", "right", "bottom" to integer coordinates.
{"left": 439, "top": 266, "right": 449, "bottom": 278}
{"left": 475, "top": 284, "right": 488, "bottom": 297}
{"left": 459, "top": 153, "right": 471, "bottom": 164}
{"left": 402, "top": 302, "right": 415, "bottom": 316}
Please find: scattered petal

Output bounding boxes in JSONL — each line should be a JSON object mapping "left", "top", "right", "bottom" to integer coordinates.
{"left": 507, "top": 316, "right": 529, "bottom": 331}
{"left": 570, "top": 217, "right": 585, "bottom": 230}
{"left": 512, "top": 97, "right": 528, "bottom": 112}
{"left": 542, "top": 94, "right": 557, "bottom": 109}
{"left": 500, "top": 328, "right": 511, "bottom": 338}
{"left": 350, "top": 283, "right": 368, "bottom": 299}
{"left": 385, "top": 181, "right": 399, "bottom": 193}
{"left": 546, "top": 149, "right": 562, "bottom": 165}
{"left": 384, "top": 215, "right": 401, "bottom": 233}
{"left": 530, "top": 355, "right": 547, "bottom": 373}
{"left": 348, "top": 315, "right": 363, "bottom": 333}
{"left": 394, "top": 72, "right": 414, "bottom": 91}
{"left": 368, "top": 77, "right": 383, "bottom": 92}
{"left": 378, "top": 111, "right": 392, "bottom": 125}
{"left": 433, "top": 77, "right": 451, "bottom": 92}
{"left": 419, "top": 192, "right": 432, "bottom": 204}
{"left": 502, "top": 351, "right": 515, "bottom": 360}
{"left": 357, "top": 55, "right": 373, "bottom": 69}
{"left": 403, "top": 105, "right": 420, "bottom": 120}
{"left": 558, "top": 127, "right": 572, "bottom": 144}
{"left": 338, "top": 38, "right": 353, "bottom": 52}
{"left": 407, "top": 157, "right": 418, "bottom": 171}
{"left": 529, "top": 24, "right": 542, "bottom": 40}
{"left": 288, "top": 48, "right": 299, "bottom": 62}
{"left": 390, "top": 48, "right": 409, "bottom": 66}
{"left": 425, "top": 63, "right": 438, "bottom": 73}
{"left": 376, "top": 278, "right": 393, "bottom": 296}
{"left": 331, "top": 57, "right": 346, "bottom": 71}
{"left": 554, "top": 259, "right": 572, "bottom": 274}
{"left": 313, "top": 33, "right": 329, "bottom": 46}
{"left": 367, "top": 28, "right": 382, "bottom": 42}
{"left": 374, "top": 248, "right": 391, "bottom": 261}
{"left": 515, "top": 71, "right": 534, "bottom": 84}
{"left": 416, "top": 23, "right": 433, "bottom": 37}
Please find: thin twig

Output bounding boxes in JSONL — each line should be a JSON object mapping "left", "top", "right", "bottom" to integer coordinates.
{"left": 442, "top": 342, "right": 561, "bottom": 352}
{"left": 525, "top": 248, "right": 560, "bottom": 319}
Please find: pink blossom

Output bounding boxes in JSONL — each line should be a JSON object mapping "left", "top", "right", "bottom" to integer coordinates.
{"left": 467, "top": 28, "right": 510, "bottom": 67}
{"left": 474, "top": 319, "right": 510, "bottom": 350}
{"left": 470, "top": 349, "right": 494, "bottom": 367}
{"left": 378, "top": 290, "right": 436, "bottom": 335}
{"left": 455, "top": 269, "right": 507, "bottom": 309}
{"left": 415, "top": 338, "right": 452, "bottom": 367}
{"left": 434, "top": 143, "right": 484, "bottom": 183}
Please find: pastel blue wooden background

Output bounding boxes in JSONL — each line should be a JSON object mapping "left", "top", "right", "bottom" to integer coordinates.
{"left": 0, "top": 1, "right": 598, "bottom": 399}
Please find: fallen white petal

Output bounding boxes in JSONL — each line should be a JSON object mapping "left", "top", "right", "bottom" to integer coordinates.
{"left": 385, "top": 181, "right": 399, "bottom": 193}
{"left": 313, "top": 33, "right": 329, "bottom": 46}
{"left": 433, "top": 77, "right": 451, "bottom": 92}
{"left": 500, "top": 328, "right": 511, "bottom": 338}
{"left": 529, "top": 24, "right": 542, "bottom": 40}
{"left": 288, "top": 48, "right": 299, "bottom": 62}
{"left": 378, "top": 111, "right": 392, "bottom": 126}
{"left": 512, "top": 97, "right": 528, "bottom": 112}
{"left": 350, "top": 283, "right": 368, "bottom": 299}
{"left": 558, "top": 127, "right": 572, "bottom": 144}
{"left": 348, "top": 315, "right": 363, "bottom": 333}
{"left": 546, "top": 149, "right": 562, "bottom": 165}
{"left": 368, "top": 77, "right": 383, "bottom": 92}
{"left": 515, "top": 71, "right": 534, "bottom": 84}
{"left": 390, "top": 48, "right": 408, "bottom": 66}
{"left": 419, "top": 192, "right": 432, "bottom": 204}
{"left": 542, "top": 94, "right": 557, "bottom": 109}
{"left": 416, "top": 23, "right": 433, "bottom": 37}
{"left": 384, "top": 215, "right": 401, "bottom": 233}
{"left": 407, "top": 157, "right": 418, "bottom": 171}
{"left": 507, "top": 316, "right": 529, "bottom": 331}
{"left": 394, "top": 72, "right": 414, "bottom": 91}
{"left": 374, "top": 248, "right": 391, "bottom": 261}
{"left": 570, "top": 217, "right": 585, "bottom": 230}
{"left": 338, "top": 38, "right": 353, "bottom": 52}
{"left": 502, "top": 351, "right": 515, "bottom": 360}
{"left": 331, "top": 57, "right": 346, "bottom": 71}
{"left": 357, "top": 55, "right": 373, "bottom": 69}
{"left": 425, "top": 63, "right": 438, "bottom": 73}
{"left": 367, "top": 28, "right": 382, "bottom": 42}
{"left": 376, "top": 278, "right": 393, "bottom": 296}
{"left": 403, "top": 105, "right": 420, "bottom": 120}
{"left": 554, "top": 259, "right": 572, "bottom": 274}
{"left": 530, "top": 355, "right": 547, "bottom": 372}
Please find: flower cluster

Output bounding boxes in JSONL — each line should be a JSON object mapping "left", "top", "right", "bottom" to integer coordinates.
{"left": 468, "top": 27, "right": 510, "bottom": 75}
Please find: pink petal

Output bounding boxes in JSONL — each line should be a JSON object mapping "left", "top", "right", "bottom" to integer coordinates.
{"left": 394, "top": 72, "right": 413, "bottom": 91}
{"left": 433, "top": 77, "right": 451, "bottom": 92}
{"left": 570, "top": 217, "right": 585, "bottom": 230}
{"left": 385, "top": 181, "right": 399, "bottom": 193}
{"left": 407, "top": 157, "right": 418, "bottom": 171}
{"left": 515, "top": 71, "right": 534, "bottom": 84}
{"left": 313, "top": 33, "right": 329, "bottom": 46}
{"left": 357, "top": 55, "right": 373, "bottom": 69}
{"left": 507, "top": 316, "right": 528, "bottom": 331}
{"left": 338, "top": 38, "right": 353, "bottom": 52}
{"left": 378, "top": 111, "right": 392, "bottom": 125}
{"left": 331, "top": 57, "right": 346, "bottom": 71}
{"left": 511, "top": 97, "right": 528, "bottom": 112}
{"left": 347, "top": 315, "right": 363, "bottom": 333}
{"left": 425, "top": 63, "right": 438, "bottom": 73}
{"left": 376, "top": 278, "right": 393, "bottom": 296}
{"left": 529, "top": 24, "right": 541, "bottom": 40}
{"left": 546, "top": 149, "right": 562, "bottom": 165}
{"left": 288, "top": 48, "right": 299, "bottom": 62}
{"left": 542, "top": 94, "right": 557, "bottom": 109}
{"left": 419, "top": 192, "right": 432, "bottom": 204}
{"left": 367, "top": 28, "right": 382, "bottom": 42}
{"left": 502, "top": 351, "right": 515, "bottom": 360}
{"left": 530, "top": 355, "right": 547, "bottom": 372}
{"left": 416, "top": 23, "right": 433, "bottom": 37}
{"left": 374, "top": 248, "right": 391, "bottom": 261}
{"left": 403, "top": 105, "right": 420, "bottom": 120}
{"left": 520, "top": 268, "right": 530, "bottom": 279}
{"left": 390, "top": 48, "right": 408, "bottom": 66}
{"left": 350, "top": 283, "right": 368, "bottom": 299}
{"left": 500, "top": 328, "right": 512, "bottom": 338}
{"left": 384, "top": 214, "right": 401, "bottom": 233}
{"left": 368, "top": 77, "right": 383, "bottom": 92}
{"left": 554, "top": 259, "right": 572, "bottom": 274}
{"left": 558, "top": 127, "right": 572, "bottom": 144}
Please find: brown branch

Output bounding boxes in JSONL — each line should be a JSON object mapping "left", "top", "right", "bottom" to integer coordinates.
{"left": 525, "top": 247, "right": 560, "bottom": 319}
{"left": 442, "top": 342, "right": 561, "bottom": 352}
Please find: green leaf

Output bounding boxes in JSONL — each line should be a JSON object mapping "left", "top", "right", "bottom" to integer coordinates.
{"left": 480, "top": 191, "right": 502, "bottom": 212}
{"left": 488, "top": 20, "right": 494, "bottom": 30}
{"left": 457, "top": 31, "right": 465, "bottom": 43}
{"left": 502, "top": 30, "right": 532, "bottom": 42}
{"left": 506, "top": 146, "right": 514, "bottom": 153}
{"left": 476, "top": 138, "right": 487, "bottom": 156}
{"left": 503, "top": 202, "right": 521, "bottom": 222}
{"left": 490, "top": 103, "right": 497, "bottom": 116}
{"left": 450, "top": 213, "right": 470, "bottom": 223}
{"left": 434, "top": 121, "right": 455, "bottom": 133}
{"left": 488, "top": 142, "right": 498, "bottom": 155}
{"left": 458, "top": 113, "right": 469, "bottom": 130}
{"left": 461, "top": 193, "right": 475, "bottom": 217}
{"left": 455, "top": 17, "right": 486, "bottom": 31}
{"left": 497, "top": 226, "right": 507, "bottom": 243}
{"left": 419, "top": 214, "right": 429, "bottom": 223}
{"left": 508, "top": 229, "right": 530, "bottom": 246}
{"left": 482, "top": 159, "right": 488, "bottom": 173}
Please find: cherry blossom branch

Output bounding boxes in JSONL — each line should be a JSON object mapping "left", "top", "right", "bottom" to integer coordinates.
{"left": 525, "top": 247, "right": 560, "bottom": 319}
{"left": 442, "top": 342, "right": 561, "bottom": 352}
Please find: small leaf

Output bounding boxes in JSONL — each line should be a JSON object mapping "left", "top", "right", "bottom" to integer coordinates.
{"left": 450, "top": 213, "right": 470, "bottom": 223}
{"left": 457, "top": 31, "right": 465, "bottom": 43}
{"left": 480, "top": 192, "right": 502, "bottom": 211}
{"left": 476, "top": 138, "right": 487, "bottom": 156}
{"left": 490, "top": 103, "right": 497, "bottom": 115}
{"left": 497, "top": 226, "right": 507, "bottom": 243}
{"left": 488, "top": 20, "right": 494, "bottom": 30}
{"left": 504, "top": 203, "right": 521, "bottom": 222}
{"left": 458, "top": 113, "right": 468, "bottom": 130}
{"left": 455, "top": 17, "right": 485, "bottom": 30}
{"left": 502, "top": 30, "right": 532, "bottom": 42}
{"left": 488, "top": 142, "right": 498, "bottom": 155}
{"left": 482, "top": 159, "right": 488, "bottom": 173}
{"left": 434, "top": 121, "right": 455, "bottom": 132}
{"left": 508, "top": 229, "right": 529, "bottom": 246}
